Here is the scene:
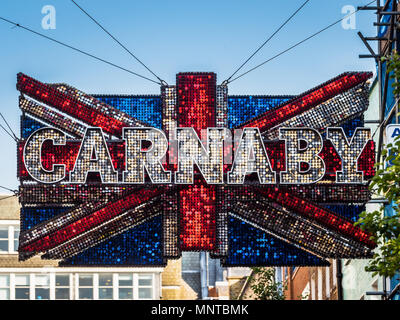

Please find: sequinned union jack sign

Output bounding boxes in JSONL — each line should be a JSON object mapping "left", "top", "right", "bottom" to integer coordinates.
{"left": 17, "top": 71, "right": 376, "bottom": 267}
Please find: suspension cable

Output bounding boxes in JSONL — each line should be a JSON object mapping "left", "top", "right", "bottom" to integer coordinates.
{"left": 227, "top": 0, "right": 376, "bottom": 84}
{"left": 70, "top": 0, "right": 167, "bottom": 85}
{"left": 0, "top": 16, "right": 161, "bottom": 85}
{"left": 224, "top": 0, "right": 310, "bottom": 84}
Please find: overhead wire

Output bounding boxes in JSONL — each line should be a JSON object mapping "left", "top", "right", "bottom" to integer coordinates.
{"left": 0, "top": 112, "right": 18, "bottom": 141}
{"left": 0, "top": 16, "right": 161, "bottom": 85}
{"left": 0, "top": 123, "right": 18, "bottom": 142}
{"left": 70, "top": 0, "right": 167, "bottom": 85}
{"left": 224, "top": 0, "right": 310, "bottom": 84}
{"left": 0, "top": 185, "right": 19, "bottom": 197}
{"left": 227, "top": 0, "right": 376, "bottom": 84}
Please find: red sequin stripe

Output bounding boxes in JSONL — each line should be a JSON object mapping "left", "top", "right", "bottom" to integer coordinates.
{"left": 228, "top": 185, "right": 371, "bottom": 204}
{"left": 237, "top": 72, "right": 372, "bottom": 132}
{"left": 20, "top": 188, "right": 164, "bottom": 252}
{"left": 17, "top": 139, "right": 375, "bottom": 179}
{"left": 17, "top": 73, "right": 125, "bottom": 137}
{"left": 177, "top": 73, "right": 217, "bottom": 251}
{"left": 253, "top": 187, "right": 376, "bottom": 248}
{"left": 180, "top": 179, "right": 216, "bottom": 250}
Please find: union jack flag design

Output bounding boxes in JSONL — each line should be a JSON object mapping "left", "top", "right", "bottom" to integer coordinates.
{"left": 17, "top": 71, "right": 376, "bottom": 267}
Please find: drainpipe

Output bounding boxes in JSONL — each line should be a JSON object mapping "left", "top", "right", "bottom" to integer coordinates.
{"left": 200, "top": 252, "right": 208, "bottom": 299}
{"left": 336, "top": 260, "right": 343, "bottom": 300}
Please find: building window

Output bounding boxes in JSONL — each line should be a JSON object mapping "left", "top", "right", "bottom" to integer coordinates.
{"left": 0, "top": 226, "right": 8, "bottom": 252}
{"left": 325, "top": 266, "right": 331, "bottom": 299}
{"left": 317, "top": 268, "right": 323, "bottom": 300}
{"left": 0, "top": 272, "right": 158, "bottom": 300}
{"left": 15, "top": 275, "right": 30, "bottom": 300}
{"left": 98, "top": 274, "right": 113, "bottom": 300}
{"left": 13, "top": 227, "right": 19, "bottom": 252}
{"left": 78, "top": 274, "right": 93, "bottom": 300}
{"left": 275, "top": 267, "right": 283, "bottom": 284}
{"left": 35, "top": 274, "right": 50, "bottom": 300}
{"left": 311, "top": 275, "right": 316, "bottom": 300}
{"left": 55, "top": 274, "right": 70, "bottom": 300}
{"left": 0, "top": 275, "right": 10, "bottom": 300}
{"left": 0, "top": 224, "right": 19, "bottom": 253}
{"left": 301, "top": 282, "right": 310, "bottom": 300}
{"left": 332, "top": 260, "right": 337, "bottom": 287}
{"left": 138, "top": 274, "right": 153, "bottom": 299}
{"left": 118, "top": 274, "right": 133, "bottom": 300}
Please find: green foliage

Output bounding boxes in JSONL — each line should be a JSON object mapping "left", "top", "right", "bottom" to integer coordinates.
{"left": 383, "top": 50, "right": 400, "bottom": 97}
{"left": 297, "top": 292, "right": 310, "bottom": 300}
{"left": 355, "top": 133, "right": 400, "bottom": 278}
{"left": 245, "top": 267, "right": 287, "bottom": 300}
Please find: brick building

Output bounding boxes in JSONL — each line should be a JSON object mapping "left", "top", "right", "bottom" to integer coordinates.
{"left": 0, "top": 195, "right": 163, "bottom": 300}
{"left": 230, "top": 265, "right": 339, "bottom": 301}
{"left": 0, "top": 195, "right": 242, "bottom": 300}
{"left": 162, "top": 252, "right": 231, "bottom": 300}
{"left": 279, "top": 263, "right": 339, "bottom": 300}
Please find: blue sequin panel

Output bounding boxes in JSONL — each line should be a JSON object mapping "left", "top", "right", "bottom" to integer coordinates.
{"left": 339, "top": 116, "right": 364, "bottom": 138}
{"left": 227, "top": 96, "right": 293, "bottom": 128}
{"left": 320, "top": 116, "right": 364, "bottom": 138}
{"left": 21, "top": 207, "right": 69, "bottom": 231}
{"left": 60, "top": 215, "right": 164, "bottom": 266}
{"left": 322, "top": 205, "right": 365, "bottom": 223}
{"left": 93, "top": 95, "right": 162, "bottom": 129}
{"left": 21, "top": 116, "right": 45, "bottom": 139}
{"left": 223, "top": 216, "right": 329, "bottom": 266}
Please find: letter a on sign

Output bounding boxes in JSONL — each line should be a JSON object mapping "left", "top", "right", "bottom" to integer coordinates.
{"left": 70, "top": 128, "right": 118, "bottom": 183}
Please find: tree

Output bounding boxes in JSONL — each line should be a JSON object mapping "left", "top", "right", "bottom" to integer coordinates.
{"left": 355, "top": 51, "right": 400, "bottom": 278}
{"left": 383, "top": 50, "right": 400, "bottom": 96}
{"left": 244, "top": 267, "right": 287, "bottom": 300}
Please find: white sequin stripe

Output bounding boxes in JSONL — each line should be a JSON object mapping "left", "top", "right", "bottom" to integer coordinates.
{"left": 265, "top": 84, "right": 369, "bottom": 139}
{"left": 20, "top": 96, "right": 86, "bottom": 138}
{"left": 51, "top": 84, "right": 149, "bottom": 129}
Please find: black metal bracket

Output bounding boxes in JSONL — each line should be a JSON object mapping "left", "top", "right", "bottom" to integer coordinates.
{"left": 357, "top": 6, "right": 382, "bottom": 10}
{"left": 358, "top": 32, "right": 380, "bottom": 62}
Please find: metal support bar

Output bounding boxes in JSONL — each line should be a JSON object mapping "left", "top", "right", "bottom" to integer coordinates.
{"left": 364, "top": 36, "right": 394, "bottom": 40}
{"left": 367, "top": 199, "right": 390, "bottom": 204}
{"left": 374, "top": 22, "right": 400, "bottom": 27}
{"left": 388, "top": 283, "right": 400, "bottom": 300}
{"left": 357, "top": 6, "right": 382, "bottom": 10}
{"left": 366, "top": 289, "right": 388, "bottom": 300}
{"left": 358, "top": 32, "right": 380, "bottom": 62}
{"left": 378, "top": 11, "right": 400, "bottom": 15}
{"left": 383, "top": 276, "right": 388, "bottom": 300}
{"left": 359, "top": 54, "right": 382, "bottom": 59}
{"left": 376, "top": 0, "right": 396, "bottom": 163}
{"left": 336, "top": 260, "right": 343, "bottom": 300}
{"left": 366, "top": 291, "right": 386, "bottom": 295}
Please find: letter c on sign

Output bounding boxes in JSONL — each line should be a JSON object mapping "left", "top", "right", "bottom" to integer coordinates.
{"left": 23, "top": 127, "right": 66, "bottom": 183}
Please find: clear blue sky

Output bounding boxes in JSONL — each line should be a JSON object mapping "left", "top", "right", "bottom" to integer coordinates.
{"left": 0, "top": 0, "right": 379, "bottom": 192}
